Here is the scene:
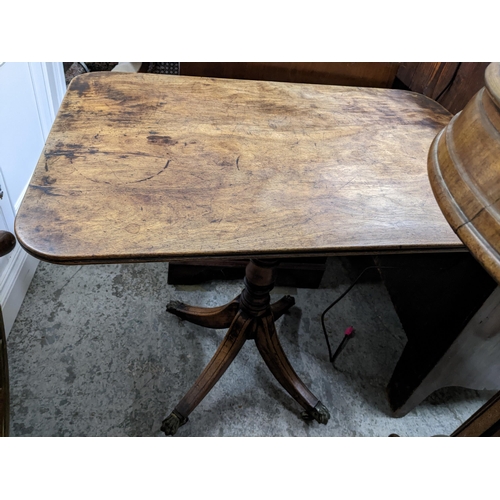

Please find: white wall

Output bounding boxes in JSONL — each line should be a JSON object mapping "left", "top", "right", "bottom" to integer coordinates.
{"left": 0, "top": 62, "right": 66, "bottom": 335}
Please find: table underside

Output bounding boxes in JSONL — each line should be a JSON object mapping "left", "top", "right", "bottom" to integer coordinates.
{"left": 15, "top": 72, "right": 462, "bottom": 264}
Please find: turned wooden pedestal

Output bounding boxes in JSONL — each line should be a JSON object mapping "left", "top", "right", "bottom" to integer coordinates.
{"left": 161, "top": 259, "right": 329, "bottom": 435}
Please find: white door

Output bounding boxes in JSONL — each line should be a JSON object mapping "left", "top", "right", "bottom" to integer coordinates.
{"left": 0, "top": 62, "right": 66, "bottom": 335}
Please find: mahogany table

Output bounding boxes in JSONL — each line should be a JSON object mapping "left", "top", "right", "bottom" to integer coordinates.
{"left": 14, "top": 72, "right": 462, "bottom": 435}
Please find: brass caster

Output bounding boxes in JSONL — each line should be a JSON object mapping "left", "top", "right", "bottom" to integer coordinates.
{"left": 166, "top": 300, "right": 185, "bottom": 313}
{"left": 300, "top": 401, "right": 330, "bottom": 425}
{"left": 161, "top": 411, "right": 189, "bottom": 436}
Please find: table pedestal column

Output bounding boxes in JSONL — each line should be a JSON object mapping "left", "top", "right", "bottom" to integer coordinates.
{"left": 161, "top": 258, "right": 330, "bottom": 436}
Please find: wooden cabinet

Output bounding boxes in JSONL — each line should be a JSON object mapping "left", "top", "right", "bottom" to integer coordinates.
{"left": 181, "top": 62, "right": 400, "bottom": 88}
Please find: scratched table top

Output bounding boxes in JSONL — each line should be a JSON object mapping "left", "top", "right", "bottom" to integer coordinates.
{"left": 15, "top": 72, "right": 462, "bottom": 264}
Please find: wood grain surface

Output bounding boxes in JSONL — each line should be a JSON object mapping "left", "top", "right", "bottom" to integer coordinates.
{"left": 15, "top": 72, "right": 462, "bottom": 265}
{"left": 397, "top": 62, "right": 490, "bottom": 114}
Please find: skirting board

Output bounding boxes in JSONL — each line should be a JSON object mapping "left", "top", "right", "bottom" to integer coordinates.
{"left": 0, "top": 243, "right": 38, "bottom": 338}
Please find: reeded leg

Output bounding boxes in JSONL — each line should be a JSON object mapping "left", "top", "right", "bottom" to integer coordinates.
{"left": 166, "top": 296, "right": 240, "bottom": 329}
{"left": 161, "top": 312, "right": 252, "bottom": 436}
{"left": 254, "top": 311, "right": 330, "bottom": 425}
{"left": 270, "top": 295, "right": 295, "bottom": 321}
{"left": 163, "top": 259, "right": 329, "bottom": 435}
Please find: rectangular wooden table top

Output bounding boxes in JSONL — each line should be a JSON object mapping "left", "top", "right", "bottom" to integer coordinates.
{"left": 15, "top": 72, "right": 462, "bottom": 264}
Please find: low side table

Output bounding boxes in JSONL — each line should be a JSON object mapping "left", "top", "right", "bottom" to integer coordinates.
{"left": 14, "top": 72, "right": 461, "bottom": 435}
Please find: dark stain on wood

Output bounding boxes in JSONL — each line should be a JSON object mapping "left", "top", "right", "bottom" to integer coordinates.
{"left": 53, "top": 142, "right": 78, "bottom": 149}
{"left": 69, "top": 76, "right": 90, "bottom": 97}
{"left": 41, "top": 176, "right": 57, "bottom": 186}
{"left": 105, "top": 87, "right": 129, "bottom": 103}
{"left": 44, "top": 143, "right": 87, "bottom": 163}
{"left": 29, "top": 185, "right": 62, "bottom": 196}
{"left": 45, "top": 150, "right": 81, "bottom": 163}
{"left": 147, "top": 135, "right": 178, "bottom": 146}
{"left": 256, "top": 101, "right": 298, "bottom": 115}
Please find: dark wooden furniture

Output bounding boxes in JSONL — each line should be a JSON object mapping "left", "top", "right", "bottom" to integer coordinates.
{"left": 181, "top": 62, "right": 399, "bottom": 89}
{"left": 377, "top": 252, "right": 497, "bottom": 416}
{"left": 429, "top": 62, "right": 500, "bottom": 282}
{"left": 402, "top": 62, "right": 500, "bottom": 426}
{"left": 397, "top": 62, "right": 490, "bottom": 114}
{"left": 15, "top": 72, "right": 462, "bottom": 434}
{"left": 0, "top": 230, "right": 16, "bottom": 437}
{"left": 167, "top": 256, "right": 327, "bottom": 288}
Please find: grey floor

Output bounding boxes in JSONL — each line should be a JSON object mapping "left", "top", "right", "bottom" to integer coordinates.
{"left": 7, "top": 257, "right": 494, "bottom": 437}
